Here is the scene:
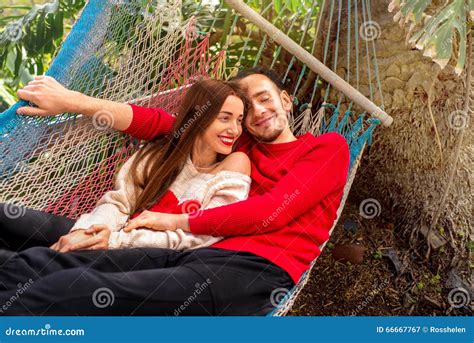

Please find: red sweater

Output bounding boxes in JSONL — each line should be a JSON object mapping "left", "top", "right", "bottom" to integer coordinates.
{"left": 125, "top": 104, "right": 350, "bottom": 283}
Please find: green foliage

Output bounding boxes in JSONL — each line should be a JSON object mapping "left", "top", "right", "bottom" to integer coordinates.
{"left": 0, "top": 0, "right": 319, "bottom": 110}
{"left": 390, "top": 0, "right": 473, "bottom": 75}
{"left": 182, "top": 0, "right": 320, "bottom": 80}
{"left": 0, "top": 0, "right": 85, "bottom": 110}
{"left": 373, "top": 250, "right": 383, "bottom": 259}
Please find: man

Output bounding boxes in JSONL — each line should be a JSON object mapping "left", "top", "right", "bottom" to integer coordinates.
{"left": 0, "top": 68, "right": 349, "bottom": 315}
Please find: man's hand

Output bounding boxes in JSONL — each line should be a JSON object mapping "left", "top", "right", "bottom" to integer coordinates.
{"left": 67, "top": 225, "right": 112, "bottom": 251}
{"left": 17, "top": 76, "right": 82, "bottom": 116}
{"left": 123, "top": 211, "right": 189, "bottom": 233}
{"left": 15, "top": 75, "right": 133, "bottom": 130}
{"left": 50, "top": 229, "right": 93, "bottom": 253}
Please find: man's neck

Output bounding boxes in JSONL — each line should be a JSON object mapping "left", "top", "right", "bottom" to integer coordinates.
{"left": 268, "top": 128, "right": 297, "bottom": 144}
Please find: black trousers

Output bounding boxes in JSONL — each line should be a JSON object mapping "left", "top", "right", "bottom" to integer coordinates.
{"left": 0, "top": 204, "right": 294, "bottom": 315}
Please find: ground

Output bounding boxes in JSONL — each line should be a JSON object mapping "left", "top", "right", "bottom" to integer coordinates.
{"left": 288, "top": 193, "right": 472, "bottom": 316}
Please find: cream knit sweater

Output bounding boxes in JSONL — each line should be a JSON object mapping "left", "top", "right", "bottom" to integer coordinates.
{"left": 70, "top": 152, "right": 251, "bottom": 250}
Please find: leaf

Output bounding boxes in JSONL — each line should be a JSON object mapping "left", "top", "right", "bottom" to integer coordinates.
{"left": 0, "top": 80, "right": 17, "bottom": 106}
{"left": 36, "top": 14, "right": 45, "bottom": 52}
{"left": 53, "top": 11, "right": 63, "bottom": 42}
{"left": 274, "top": 0, "right": 282, "bottom": 13}
{"left": 398, "top": 0, "right": 431, "bottom": 22}
{"left": 290, "top": 0, "right": 300, "bottom": 13}
{"left": 14, "top": 45, "right": 22, "bottom": 76}
{"left": 401, "top": 0, "right": 467, "bottom": 75}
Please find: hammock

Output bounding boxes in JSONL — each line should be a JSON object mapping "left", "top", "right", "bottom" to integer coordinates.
{"left": 0, "top": 0, "right": 393, "bottom": 316}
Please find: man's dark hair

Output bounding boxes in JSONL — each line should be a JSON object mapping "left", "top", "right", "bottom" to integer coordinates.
{"left": 229, "top": 67, "right": 287, "bottom": 92}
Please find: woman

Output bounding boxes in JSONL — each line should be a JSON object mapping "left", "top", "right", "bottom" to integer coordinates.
{"left": 41, "top": 78, "right": 250, "bottom": 252}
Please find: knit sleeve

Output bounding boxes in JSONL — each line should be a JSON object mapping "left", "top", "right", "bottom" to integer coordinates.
{"left": 123, "top": 104, "right": 176, "bottom": 141}
{"left": 70, "top": 151, "right": 145, "bottom": 233}
{"left": 190, "top": 132, "right": 350, "bottom": 237}
{"left": 201, "top": 171, "right": 251, "bottom": 209}
{"left": 108, "top": 171, "right": 251, "bottom": 250}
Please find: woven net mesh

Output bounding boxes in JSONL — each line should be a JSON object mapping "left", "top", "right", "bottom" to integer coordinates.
{"left": 0, "top": 1, "right": 225, "bottom": 218}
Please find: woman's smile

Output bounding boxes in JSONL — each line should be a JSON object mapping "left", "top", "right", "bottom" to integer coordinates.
{"left": 218, "top": 135, "right": 235, "bottom": 146}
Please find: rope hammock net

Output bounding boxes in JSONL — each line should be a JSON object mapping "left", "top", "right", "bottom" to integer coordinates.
{"left": 0, "top": 0, "right": 393, "bottom": 315}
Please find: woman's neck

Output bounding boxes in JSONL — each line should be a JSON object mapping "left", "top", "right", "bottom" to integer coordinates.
{"left": 191, "top": 140, "right": 218, "bottom": 169}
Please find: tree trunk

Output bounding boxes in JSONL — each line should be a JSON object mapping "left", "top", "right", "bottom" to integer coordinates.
{"left": 333, "top": 0, "right": 472, "bottom": 270}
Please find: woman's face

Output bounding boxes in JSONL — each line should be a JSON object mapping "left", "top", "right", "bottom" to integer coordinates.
{"left": 200, "top": 95, "right": 245, "bottom": 155}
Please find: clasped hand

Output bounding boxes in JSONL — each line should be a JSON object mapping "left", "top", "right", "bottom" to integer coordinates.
{"left": 123, "top": 210, "right": 187, "bottom": 233}
{"left": 50, "top": 224, "right": 111, "bottom": 252}
{"left": 50, "top": 211, "right": 188, "bottom": 252}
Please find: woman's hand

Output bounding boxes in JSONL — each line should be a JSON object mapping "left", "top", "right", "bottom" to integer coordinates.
{"left": 66, "top": 225, "right": 112, "bottom": 251}
{"left": 123, "top": 211, "right": 190, "bottom": 233}
{"left": 50, "top": 229, "right": 92, "bottom": 253}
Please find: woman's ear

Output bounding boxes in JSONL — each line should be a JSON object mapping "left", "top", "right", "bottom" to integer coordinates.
{"left": 280, "top": 90, "right": 293, "bottom": 112}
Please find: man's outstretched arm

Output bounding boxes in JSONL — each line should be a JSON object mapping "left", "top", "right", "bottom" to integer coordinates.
{"left": 16, "top": 76, "right": 175, "bottom": 140}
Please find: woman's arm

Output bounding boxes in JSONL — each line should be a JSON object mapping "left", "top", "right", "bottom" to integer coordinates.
{"left": 70, "top": 151, "right": 145, "bottom": 233}
{"left": 116, "top": 155, "right": 252, "bottom": 250}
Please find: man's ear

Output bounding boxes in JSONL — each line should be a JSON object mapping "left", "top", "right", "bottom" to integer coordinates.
{"left": 280, "top": 90, "right": 293, "bottom": 112}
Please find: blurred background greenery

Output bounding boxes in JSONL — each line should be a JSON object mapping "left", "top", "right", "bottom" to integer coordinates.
{"left": 0, "top": 0, "right": 85, "bottom": 111}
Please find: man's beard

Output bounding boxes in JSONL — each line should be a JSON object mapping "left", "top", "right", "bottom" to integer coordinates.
{"left": 253, "top": 111, "right": 288, "bottom": 142}
{"left": 253, "top": 126, "right": 285, "bottom": 143}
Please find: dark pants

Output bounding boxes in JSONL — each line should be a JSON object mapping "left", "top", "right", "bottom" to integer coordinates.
{"left": 0, "top": 204, "right": 294, "bottom": 315}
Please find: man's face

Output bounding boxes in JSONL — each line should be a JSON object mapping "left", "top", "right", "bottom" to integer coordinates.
{"left": 238, "top": 74, "right": 292, "bottom": 143}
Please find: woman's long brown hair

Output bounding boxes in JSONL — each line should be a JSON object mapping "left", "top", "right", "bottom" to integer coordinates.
{"left": 128, "top": 78, "right": 249, "bottom": 215}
